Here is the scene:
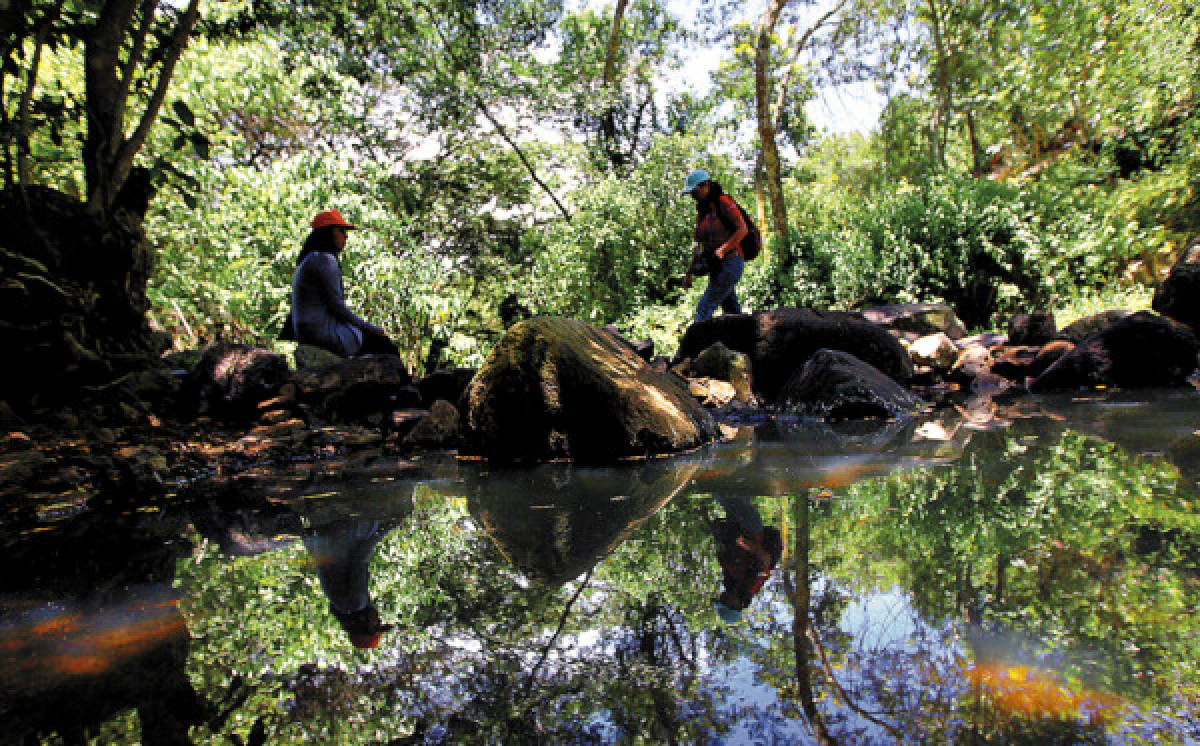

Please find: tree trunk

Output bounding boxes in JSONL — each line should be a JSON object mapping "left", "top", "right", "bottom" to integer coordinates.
{"left": 756, "top": 0, "right": 790, "bottom": 244}
{"left": 84, "top": 0, "right": 199, "bottom": 215}
{"left": 600, "top": 0, "right": 630, "bottom": 169}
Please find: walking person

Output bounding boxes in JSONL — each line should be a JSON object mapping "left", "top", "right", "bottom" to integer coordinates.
{"left": 680, "top": 169, "right": 749, "bottom": 323}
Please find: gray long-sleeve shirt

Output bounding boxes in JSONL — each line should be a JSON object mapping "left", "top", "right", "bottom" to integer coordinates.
{"left": 291, "top": 251, "right": 373, "bottom": 357}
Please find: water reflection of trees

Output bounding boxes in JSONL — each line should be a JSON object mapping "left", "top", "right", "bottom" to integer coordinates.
{"left": 4, "top": 396, "right": 1200, "bottom": 742}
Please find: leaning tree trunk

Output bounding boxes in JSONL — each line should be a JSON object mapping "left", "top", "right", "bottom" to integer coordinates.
{"left": 756, "top": 0, "right": 790, "bottom": 245}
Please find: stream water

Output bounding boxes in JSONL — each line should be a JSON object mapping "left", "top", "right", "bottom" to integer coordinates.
{"left": 3, "top": 390, "right": 1200, "bottom": 744}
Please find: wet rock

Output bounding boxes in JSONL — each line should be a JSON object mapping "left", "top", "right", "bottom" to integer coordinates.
{"left": 971, "top": 371, "right": 1015, "bottom": 397}
{"left": 909, "top": 333, "right": 959, "bottom": 369}
{"left": 860, "top": 303, "right": 968, "bottom": 340}
{"left": 1029, "top": 311, "right": 1200, "bottom": 391}
{"left": 294, "top": 344, "right": 342, "bottom": 369}
{"left": 463, "top": 317, "right": 718, "bottom": 463}
{"left": 776, "top": 348, "right": 926, "bottom": 420}
{"left": 1007, "top": 311, "right": 1056, "bottom": 346}
{"left": 1028, "top": 339, "right": 1075, "bottom": 379}
{"left": 403, "top": 400, "right": 461, "bottom": 448}
{"left": 187, "top": 344, "right": 291, "bottom": 421}
{"left": 1152, "top": 242, "right": 1200, "bottom": 331}
{"left": 293, "top": 354, "right": 419, "bottom": 425}
{"left": 950, "top": 345, "right": 994, "bottom": 380}
{"left": 990, "top": 346, "right": 1042, "bottom": 380}
{"left": 688, "top": 377, "right": 738, "bottom": 408}
{"left": 1058, "top": 310, "right": 1133, "bottom": 343}
{"left": 674, "top": 308, "right": 913, "bottom": 402}
{"left": 416, "top": 368, "right": 476, "bottom": 408}
{"left": 3, "top": 431, "right": 33, "bottom": 452}
{"left": 692, "top": 342, "right": 755, "bottom": 404}
{"left": 957, "top": 332, "right": 1007, "bottom": 349}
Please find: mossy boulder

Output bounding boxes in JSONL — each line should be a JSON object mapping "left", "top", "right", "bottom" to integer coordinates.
{"left": 462, "top": 317, "right": 718, "bottom": 463}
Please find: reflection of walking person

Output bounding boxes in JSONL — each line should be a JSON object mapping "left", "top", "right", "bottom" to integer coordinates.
{"left": 304, "top": 519, "right": 396, "bottom": 648}
{"left": 709, "top": 496, "right": 782, "bottom": 624}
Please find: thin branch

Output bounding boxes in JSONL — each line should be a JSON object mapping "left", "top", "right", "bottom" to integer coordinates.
{"left": 16, "top": 23, "right": 48, "bottom": 185}
{"left": 415, "top": 0, "right": 571, "bottom": 221}
{"left": 772, "top": 0, "right": 848, "bottom": 133}
{"left": 521, "top": 567, "right": 594, "bottom": 699}
{"left": 116, "top": 0, "right": 159, "bottom": 123}
{"left": 807, "top": 621, "right": 903, "bottom": 735}
{"left": 473, "top": 98, "right": 571, "bottom": 220}
{"left": 109, "top": 0, "right": 199, "bottom": 205}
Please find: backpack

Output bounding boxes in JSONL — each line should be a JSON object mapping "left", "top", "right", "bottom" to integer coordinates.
{"left": 713, "top": 197, "right": 762, "bottom": 260}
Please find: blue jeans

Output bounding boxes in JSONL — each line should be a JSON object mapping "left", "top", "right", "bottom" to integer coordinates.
{"left": 694, "top": 253, "right": 744, "bottom": 323}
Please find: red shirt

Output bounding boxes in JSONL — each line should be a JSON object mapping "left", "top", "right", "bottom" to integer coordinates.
{"left": 694, "top": 195, "right": 746, "bottom": 259}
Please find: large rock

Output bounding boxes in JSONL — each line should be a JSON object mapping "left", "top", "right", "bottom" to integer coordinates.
{"left": 463, "top": 317, "right": 718, "bottom": 463}
{"left": 416, "top": 367, "right": 476, "bottom": 408}
{"left": 674, "top": 308, "right": 914, "bottom": 402}
{"left": 776, "top": 348, "right": 926, "bottom": 420}
{"left": 1007, "top": 311, "right": 1056, "bottom": 346}
{"left": 860, "top": 303, "right": 968, "bottom": 340}
{"left": 908, "top": 333, "right": 959, "bottom": 369}
{"left": 1152, "top": 242, "right": 1200, "bottom": 331}
{"left": 187, "top": 343, "right": 290, "bottom": 420}
{"left": 1029, "top": 311, "right": 1200, "bottom": 391}
{"left": 293, "top": 354, "right": 418, "bottom": 423}
{"left": 1057, "top": 310, "right": 1132, "bottom": 343}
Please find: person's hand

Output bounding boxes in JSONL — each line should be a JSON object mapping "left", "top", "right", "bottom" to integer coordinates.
{"left": 715, "top": 244, "right": 729, "bottom": 260}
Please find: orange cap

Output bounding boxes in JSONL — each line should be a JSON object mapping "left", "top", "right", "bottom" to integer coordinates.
{"left": 311, "top": 209, "right": 357, "bottom": 230}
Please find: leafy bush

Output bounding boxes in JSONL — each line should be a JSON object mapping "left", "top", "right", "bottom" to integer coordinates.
{"left": 748, "top": 171, "right": 1162, "bottom": 329}
{"left": 522, "top": 133, "right": 741, "bottom": 324}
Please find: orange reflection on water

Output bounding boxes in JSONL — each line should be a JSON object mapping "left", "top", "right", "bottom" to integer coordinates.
{"left": 966, "top": 663, "right": 1126, "bottom": 726}
{"left": 0, "top": 597, "right": 185, "bottom": 691}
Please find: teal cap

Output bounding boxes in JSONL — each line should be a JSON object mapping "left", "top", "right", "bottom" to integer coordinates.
{"left": 681, "top": 169, "right": 711, "bottom": 195}
{"left": 714, "top": 599, "right": 742, "bottom": 624}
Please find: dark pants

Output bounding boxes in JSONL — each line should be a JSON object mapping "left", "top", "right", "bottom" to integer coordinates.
{"left": 694, "top": 254, "right": 744, "bottom": 323}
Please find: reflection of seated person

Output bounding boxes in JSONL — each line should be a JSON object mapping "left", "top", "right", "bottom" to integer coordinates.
{"left": 304, "top": 518, "right": 396, "bottom": 648}
{"left": 709, "top": 496, "right": 782, "bottom": 624}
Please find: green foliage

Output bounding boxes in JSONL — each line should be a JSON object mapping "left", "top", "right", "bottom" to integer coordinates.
{"left": 522, "top": 133, "right": 735, "bottom": 324}
{"left": 746, "top": 167, "right": 1161, "bottom": 327}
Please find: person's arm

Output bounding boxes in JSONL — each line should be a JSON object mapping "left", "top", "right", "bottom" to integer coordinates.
{"left": 714, "top": 197, "right": 748, "bottom": 259}
{"left": 309, "top": 253, "right": 382, "bottom": 335}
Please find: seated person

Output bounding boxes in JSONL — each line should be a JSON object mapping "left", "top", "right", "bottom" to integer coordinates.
{"left": 286, "top": 209, "right": 398, "bottom": 357}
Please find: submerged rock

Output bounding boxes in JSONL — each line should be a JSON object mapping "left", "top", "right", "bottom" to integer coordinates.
{"left": 674, "top": 308, "right": 913, "bottom": 402}
{"left": 463, "top": 317, "right": 718, "bottom": 463}
{"left": 776, "top": 348, "right": 926, "bottom": 420}
{"left": 1029, "top": 311, "right": 1200, "bottom": 391}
